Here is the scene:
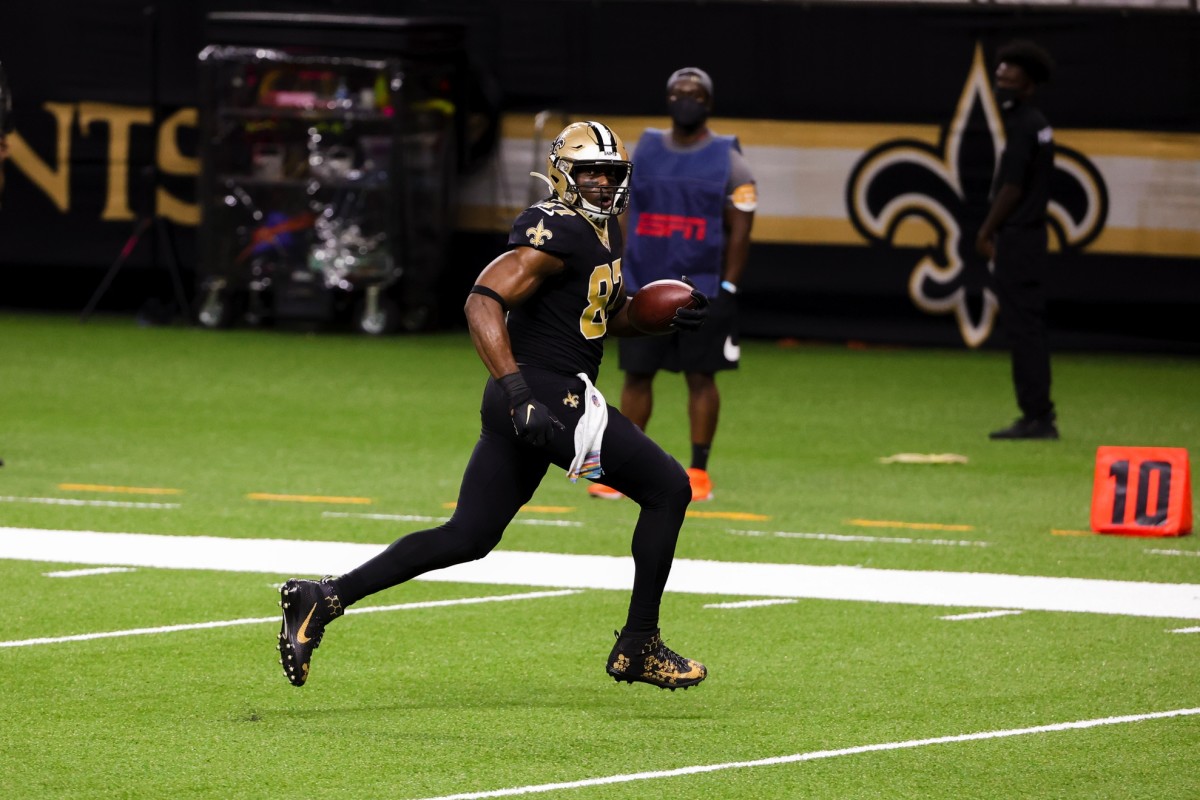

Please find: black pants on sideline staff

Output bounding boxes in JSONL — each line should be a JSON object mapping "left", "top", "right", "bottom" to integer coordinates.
{"left": 993, "top": 225, "right": 1054, "bottom": 421}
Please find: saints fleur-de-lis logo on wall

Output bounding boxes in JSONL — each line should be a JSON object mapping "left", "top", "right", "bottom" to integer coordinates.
{"left": 846, "top": 43, "right": 1108, "bottom": 347}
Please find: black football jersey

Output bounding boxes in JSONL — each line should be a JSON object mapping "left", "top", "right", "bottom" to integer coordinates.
{"left": 504, "top": 199, "right": 625, "bottom": 381}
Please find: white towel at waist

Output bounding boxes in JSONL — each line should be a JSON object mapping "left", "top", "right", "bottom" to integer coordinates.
{"left": 567, "top": 372, "right": 608, "bottom": 483}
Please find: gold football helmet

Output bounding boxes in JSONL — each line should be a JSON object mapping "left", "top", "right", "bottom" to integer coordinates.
{"left": 542, "top": 121, "right": 632, "bottom": 223}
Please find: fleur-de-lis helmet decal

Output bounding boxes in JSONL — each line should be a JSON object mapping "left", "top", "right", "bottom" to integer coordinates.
{"left": 846, "top": 44, "right": 1107, "bottom": 347}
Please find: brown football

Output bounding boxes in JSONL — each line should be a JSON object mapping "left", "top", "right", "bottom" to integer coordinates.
{"left": 627, "top": 279, "right": 698, "bottom": 334}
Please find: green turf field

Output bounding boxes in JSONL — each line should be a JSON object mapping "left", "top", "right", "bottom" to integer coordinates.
{"left": 1, "top": 314, "right": 1197, "bottom": 799}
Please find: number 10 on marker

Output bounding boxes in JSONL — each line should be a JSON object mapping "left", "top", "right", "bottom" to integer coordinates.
{"left": 1090, "top": 446, "right": 1192, "bottom": 536}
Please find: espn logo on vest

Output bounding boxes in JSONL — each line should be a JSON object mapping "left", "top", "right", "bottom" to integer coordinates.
{"left": 636, "top": 213, "right": 707, "bottom": 240}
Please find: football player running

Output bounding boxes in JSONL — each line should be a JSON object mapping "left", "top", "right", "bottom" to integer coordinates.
{"left": 277, "top": 122, "right": 711, "bottom": 691}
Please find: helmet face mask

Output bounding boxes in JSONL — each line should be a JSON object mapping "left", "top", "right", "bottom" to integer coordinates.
{"left": 546, "top": 121, "right": 632, "bottom": 224}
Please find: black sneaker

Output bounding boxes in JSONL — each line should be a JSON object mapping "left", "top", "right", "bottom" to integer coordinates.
{"left": 606, "top": 629, "right": 707, "bottom": 690}
{"left": 277, "top": 577, "right": 344, "bottom": 687}
{"left": 989, "top": 416, "right": 1059, "bottom": 440}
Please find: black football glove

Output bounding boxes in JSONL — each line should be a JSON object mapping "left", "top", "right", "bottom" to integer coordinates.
{"left": 671, "top": 276, "right": 710, "bottom": 331}
{"left": 499, "top": 372, "right": 563, "bottom": 446}
{"left": 512, "top": 397, "right": 562, "bottom": 446}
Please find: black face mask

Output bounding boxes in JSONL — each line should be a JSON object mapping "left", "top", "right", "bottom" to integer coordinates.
{"left": 668, "top": 96, "right": 709, "bottom": 129}
{"left": 994, "top": 86, "right": 1021, "bottom": 111}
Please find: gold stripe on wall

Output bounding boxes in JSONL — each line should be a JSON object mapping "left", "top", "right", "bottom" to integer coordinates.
{"left": 707, "top": 119, "right": 943, "bottom": 150}
{"left": 752, "top": 216, "right": 865, "bottom": 246}
{"left": 1057, "top": 130, "right": 1200, "bottom": 161}
{"left": 502, "top": 113, "right": 1200, "bottom": 159}
{"left": 459, "top": 206, "right": 1199, "bottom": 258}
{"left": 510, "top": 115, "right": 942, "bottom": 150}
{"left": 1088, "top": 227, "right": 1200, "bottom": 258}
{"left": 755, "top": 216, "right": 1199, "bottom": 256}
{"left": 755, "top": 216, "right": 986, "bottom": 249}
{"left": 753, "top": 216, "right": 968, "bottom": 248}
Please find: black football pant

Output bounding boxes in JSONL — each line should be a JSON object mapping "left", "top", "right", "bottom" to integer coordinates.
{"left": 334, "top": 365, "right": 692, "bottom": 635}
{"left": 993, "top": 227, "right": 1054, "bottom": 421}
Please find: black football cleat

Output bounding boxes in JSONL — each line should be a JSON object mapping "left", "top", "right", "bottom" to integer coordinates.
{"left": 989, "top": 416, "right": 1059, "bottom": 440}
{"left": 277, "top": 577, "right": 344, "bottom": 687}
{"left": 606, "top": 629, "right": 707, "bottom": 690}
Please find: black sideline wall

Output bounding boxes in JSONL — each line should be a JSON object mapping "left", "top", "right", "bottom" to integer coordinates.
{"left": 0, "top": 1, "right": 1197, "bottom": 351}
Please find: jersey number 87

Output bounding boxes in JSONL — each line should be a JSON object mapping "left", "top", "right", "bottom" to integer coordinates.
{"left": 579, "top": 258, "right": 623, "bottom": 339}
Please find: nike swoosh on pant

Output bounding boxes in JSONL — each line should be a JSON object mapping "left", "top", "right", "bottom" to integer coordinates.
{"left": 723, "top": 336, "right": 741, "bottom": 362}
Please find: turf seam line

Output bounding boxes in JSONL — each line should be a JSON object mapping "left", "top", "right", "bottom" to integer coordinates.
{"left": 323, "top": 511, "right": 583, "bottom": 528}
{"left": 0, "top": 589, "right": 579, "bottom": 649}
{"left": 728, "top": 529, "right": 988, "bottom": 547}
{"left": 407, "top": 707, "right": 1200, "bottom": 800}
{"left": 324, "top": 512, "right": 448, "bottom": 523}
{"left": 848, "top": 519, "right": 974, "bottom": 531}
{"left": 1146, "top": 549, "right": 1200, "bottom": 558}
{"left": 0, "top": 496, "right": 180, "bottom": 509}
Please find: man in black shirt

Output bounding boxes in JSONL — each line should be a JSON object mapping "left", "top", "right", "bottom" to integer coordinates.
{"left": 276, "top": 122, "right": 711, "bottom": 691}
{"left": 976, "top": 41, "right": 1059, "bottom": 440}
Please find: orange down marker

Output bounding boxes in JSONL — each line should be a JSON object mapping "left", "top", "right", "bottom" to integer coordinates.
{"left": 1090, "top": 446, "right": 1192, "bottom": 536}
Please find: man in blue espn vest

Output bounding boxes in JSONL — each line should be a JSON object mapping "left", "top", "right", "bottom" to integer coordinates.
{"left": 590, "top": 67, "right": 756, "bottom": 503}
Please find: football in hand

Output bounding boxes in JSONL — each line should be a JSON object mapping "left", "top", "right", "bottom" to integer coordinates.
{"left": 626, "top": 279, "right": 699, "bottom": 334}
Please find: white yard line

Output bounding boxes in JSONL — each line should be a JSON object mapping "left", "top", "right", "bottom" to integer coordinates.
{"left": 406, "top": 707, "right": 1200, "bottom": 800}
{"left": 0, "top": 589, "right": 579, "bottom": 649}
{"left": 1146, "top": 549, "right": 1200, "bottom": 558}
{"left": 704, "top": 599, "right": 798, "bottom": 610}
{"left": 1, "top": 527, "right": 1199, "bottom": 619}
{"left": 44, "top": 567, "right": 136, "bottom": 578}
{"left": 940, "top": 610, "right": 1024, "bottom": 621}
{"left": 729, "top": 528, "right": 988, "bottom": 547}
{"left": 0, "top": 496, "right": 180, "bottom": 509}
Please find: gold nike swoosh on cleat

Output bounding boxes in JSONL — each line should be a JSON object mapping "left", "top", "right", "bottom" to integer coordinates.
{"left": 295, "top": 603, "right": 317, "bottom": 644}
{"left": 653, "top": 660, "right": 705, "bottom": 682}
{"left": 665, "top": 668, "right": 703, "bottom": 682}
